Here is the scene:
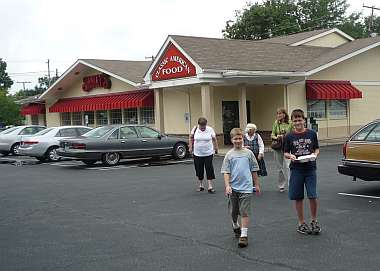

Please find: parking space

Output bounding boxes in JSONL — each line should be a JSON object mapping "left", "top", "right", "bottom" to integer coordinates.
{"left": 1, "top": 145, "right": 380, "bottom": 270}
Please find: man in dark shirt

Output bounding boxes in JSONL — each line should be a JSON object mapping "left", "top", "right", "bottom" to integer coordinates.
{"left": 284, "top": 109, "right": 321, "bottom": 235}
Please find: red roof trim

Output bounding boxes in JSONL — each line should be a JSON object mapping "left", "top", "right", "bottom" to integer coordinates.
{"left": 49, "top": 90, "right": 154, "bottom": 113}
{"left": 21, "top": 104, "right": 46, "bottom": 116}
{"left": 306, "top": 80, "right": 362, "bottom": 100}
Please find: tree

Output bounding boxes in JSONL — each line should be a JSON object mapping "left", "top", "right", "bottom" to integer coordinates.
{"left": 223, "top": 0, "right": 374, "bottom": 40}
{"left": 12, "top": 75, "right": 59, "bottom": 101}
{"left": 0, "top": 58, "right": 13, "bottom": 92}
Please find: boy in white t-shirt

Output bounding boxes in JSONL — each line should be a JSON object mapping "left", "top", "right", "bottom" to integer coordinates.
{"left": 189, "top": 117, "right": 219, "bottom": 193}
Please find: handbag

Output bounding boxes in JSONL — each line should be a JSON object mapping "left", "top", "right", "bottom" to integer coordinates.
{"left": 271, "top": 135, "right": 283, "bottom": 150}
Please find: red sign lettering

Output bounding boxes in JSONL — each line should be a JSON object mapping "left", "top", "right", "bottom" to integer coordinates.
{"left": 82, "top": 74, "right": 112, "bottom": 92}
{"left": 152, "top": 43, "right": 196, "bottom": 81}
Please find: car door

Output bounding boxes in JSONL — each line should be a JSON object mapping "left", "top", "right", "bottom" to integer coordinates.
{"left": 135, "top": 126, "right": 172, "bottom": 156}
{"left": 105, "top": 126, "right": 141, "bottom": 158}
{"left": 347, "top": 122, "right": 380, "bottom": 164}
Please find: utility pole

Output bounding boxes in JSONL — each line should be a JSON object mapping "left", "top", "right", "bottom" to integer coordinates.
{"left": 55, "top": 68, "right": 58, "bottom": 78}
{"left": 363, "top": 4, "right": 380, "bottom": 35}
{"left": 46, "top": 59, "right": 51, "bottom": 87}
{"left": 17, "top": 81, "right": 31, "bottom": 91}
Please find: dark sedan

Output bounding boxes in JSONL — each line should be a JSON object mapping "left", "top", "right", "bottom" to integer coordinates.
{"left": 57, "top": 125, "right": 188, "bottom": 166}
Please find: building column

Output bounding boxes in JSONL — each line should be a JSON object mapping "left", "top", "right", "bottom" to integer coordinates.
{"left": 238, "top": 84, "right": 247, "bottom": 129}
{"left": 154, "top": 88, "right": 165, "bottom": 132}
{"left": 201, "top": 83, "right": 214, "bottom": 126}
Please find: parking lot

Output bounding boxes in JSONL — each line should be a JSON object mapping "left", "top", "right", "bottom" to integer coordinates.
{"left": 0, "top": 145, "right": 379, "bottom": 271}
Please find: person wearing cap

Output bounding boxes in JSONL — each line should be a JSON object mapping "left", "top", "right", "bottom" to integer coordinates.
{"left": 244, "top": 123, "right": 267, "bottom": 178}
{"left": 189, "top": 117, "right": 219, "bottom": 193}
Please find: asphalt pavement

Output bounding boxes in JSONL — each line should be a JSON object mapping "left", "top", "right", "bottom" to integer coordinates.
{"left": 0, "top": 145, "right": 379, "bottom": 271}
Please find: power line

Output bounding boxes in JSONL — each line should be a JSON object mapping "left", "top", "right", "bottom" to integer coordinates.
{"left": 17, "top": 81, "right": 32, "bottom": 91}
{"left": 363, "top": 4, "right": 380, "bottom": 34}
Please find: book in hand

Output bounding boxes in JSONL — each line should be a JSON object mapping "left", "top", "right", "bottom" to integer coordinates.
{"left": 296, "top": 154, "right": 317, "bottom": 163}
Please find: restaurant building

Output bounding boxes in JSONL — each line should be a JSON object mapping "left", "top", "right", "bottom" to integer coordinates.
{"left": 29, "top": 28, "right": 380, "bottom": 145}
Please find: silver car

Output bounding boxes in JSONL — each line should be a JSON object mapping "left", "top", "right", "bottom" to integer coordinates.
{"left": 0, "top": 125, "right": 46, "bottom": 156}
{"left": 19, "top": 126, "right": 92, "bottom": 162}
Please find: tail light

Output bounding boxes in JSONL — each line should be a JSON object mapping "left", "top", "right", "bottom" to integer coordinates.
{"left": 71, "top": 143, "right": 86, "bottom": 149}
{"left": 22, "top": 141, "right": 39, "bottom": 145}
{"left": 343, "top": 142, "right": 347, "bottom": 158}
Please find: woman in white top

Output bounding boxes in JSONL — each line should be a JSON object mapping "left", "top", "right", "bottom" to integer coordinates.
{"left": 189, "top": 117, "right": 219, "bottom": 193}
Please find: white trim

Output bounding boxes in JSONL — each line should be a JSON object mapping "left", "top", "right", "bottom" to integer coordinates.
{"left": 338, "top": 193, "right": 380, "bottom": 199}
{"left": 290, "top": 28, "right": 354, "bottom": 46}
{"left": 222, "top": 70, "right": 306, "bottom": 77}
{"left": 306, "top": 42, "right": 380, "bottom": 76}
{"left": 143, "top": 36, "right": 203, "bottom": 84}
{"left": 350, "top": 81, "right": 380, "bottom": 86}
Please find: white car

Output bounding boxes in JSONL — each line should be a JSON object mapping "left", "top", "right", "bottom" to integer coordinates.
{"left": 19, "top": 126, "right": 92, "bottom": 162}
{"left": 0, "top": 125, "right": 46, "bottom": 156}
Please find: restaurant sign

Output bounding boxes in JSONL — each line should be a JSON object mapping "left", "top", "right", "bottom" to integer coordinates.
{"left": 152, "top": 43, "right": 196, "bottom": 81}
{"left": 82, "top": 74, "right": 112, "bottom": 92}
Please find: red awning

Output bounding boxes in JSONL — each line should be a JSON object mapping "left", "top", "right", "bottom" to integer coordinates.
{"left": 49, "top": 90, "right": 154, "bottom": 113}
{"left": 306, "top": 80, "right": 362, "bottom": 100}
{"left": 21, "top": 104, "right": 46, "bottom": 116}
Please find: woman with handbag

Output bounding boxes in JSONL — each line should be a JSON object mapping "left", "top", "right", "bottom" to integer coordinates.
{"left": 244, "top": 123, "right": 267, "bottom": 177}
{"left": 188, "top": 117, "right": 219, "bottom": 193}
{"left": 271, "top": 108, "right": 292, "bottom": 192}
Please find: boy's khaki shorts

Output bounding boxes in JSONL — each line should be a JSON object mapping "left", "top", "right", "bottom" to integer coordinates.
{"left": 228, "top": 190, "right": 252, "bottom": 217}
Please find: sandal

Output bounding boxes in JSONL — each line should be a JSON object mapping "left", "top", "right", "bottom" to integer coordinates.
{"left": 208, "top": 188, "right": 216, "bottom": 194}
{"left": 196, "top": 187, "right": 205, "bottom": 192}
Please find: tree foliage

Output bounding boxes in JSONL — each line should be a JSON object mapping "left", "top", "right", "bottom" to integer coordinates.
{"left": 223, "top": 0, "right": 378, "bottom": 40}
{"left": 13, "top": 75, "right": 59, "bottom": 101}
{"left": 0, "top": 58, "right": 13, "bottom": 92}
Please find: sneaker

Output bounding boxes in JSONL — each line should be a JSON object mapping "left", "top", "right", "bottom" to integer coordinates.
{"left": 297, "top": 223, "right": 312, "bottom": 235}
{"left": 279, "top": 188, "right": 285, "bottom": 193}
{"left": 310, "top": 220, "right": 321, "bottom": 235}
{"left": 233, "top": 227, "right": 241, "bottom": 238}
{"left": 238, "top": 236, "right": 248, "bottom": 248}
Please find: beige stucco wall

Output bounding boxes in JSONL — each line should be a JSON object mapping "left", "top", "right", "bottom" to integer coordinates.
{"left": 59, "top": 70, "right": 136, "bottom": 100}
{"left": 286, "top": 83, "right": 307, "bottom": 113}
{"left": 303, "top": 32, "right": 349, "bottom": 48}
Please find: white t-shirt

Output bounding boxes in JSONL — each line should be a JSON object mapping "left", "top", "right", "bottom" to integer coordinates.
{"left": 191, "top": 125, "right": 216, "bottom": 157}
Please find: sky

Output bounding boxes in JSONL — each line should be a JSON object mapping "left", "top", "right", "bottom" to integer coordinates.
{"left": 2, "top": 0, "right": 379, "bottom": 93}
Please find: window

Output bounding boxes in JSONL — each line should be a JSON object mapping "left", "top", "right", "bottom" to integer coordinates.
{"left": 136, "top": 126, "right": 160, "bottom": 138}
{"left": 77, "top": 127, "right": 92, "bottom": 135}
{"left": 307, "top": 100, "right": 326, "bottom": 119}
{"left": 365, "top": 124, "right": 380, "bottom": 142}
{"left": 83, "top": 111, "right": 95, "bottom": 126}
{"left": 110, "top": 109, "right": 122, "bottom": 124}
{"left": 120, "top": 126, "right": 139, "bottom": 139}
{"left": 108, "top": 129, "right": 119, "bottom": 140}
{"left": 85, "top": 126, "right": 114, "bottom": 138}
{"left": 61, "top": 112, "right": 71, "bottom": 125}
{"left": 328, "top": 100, "right": 347, "bottom": 119}
{"left": 72, "top": 112, "right": 82, "bottom": 125}
{"left": 352, "top": 123, "right": 377, "bottom": 141}
{"left": 96, "top": 111, "right": 108, "bottom": 125}
{"left": 124, "top": 108, "right": 138, "bottom": 124}
{"left": 57, "top": 128, "right": 78, "bottom": 137}
{"left": 19, "top": 126, "right": 45, "bottom": 135}
{"left": 140, "top": 107, "right": 155, "bottom": 125}
{"left": 31, "top": 115, "right": 39, "bottom": 125}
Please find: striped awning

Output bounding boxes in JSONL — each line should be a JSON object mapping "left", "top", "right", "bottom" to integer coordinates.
{"left": 21, "top": 104, "right": 46, "bottom": 116}
{"left": 306, "top": 80, "right": 362, "bottom": 100}
{"left": 49, "top": 90, "right": 154, "bottom": 113}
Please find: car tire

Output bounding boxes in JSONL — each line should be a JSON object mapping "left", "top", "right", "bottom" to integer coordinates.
{"left": 82, "top": 160, "right": 97, "bottom": 166}
{"left": 102, "top": 152, "right": 120, "bottom": 166}
{"left": 45, "top": 146, "right": 61, "bottom": 162}
{"left": 36, "top": 157, "right": 47, "bottom": 162}
{"left": 11, "top": 143, "right": 20, "bottom": 155}
{"left": 1, "top": 151, "right": 10, "bottom": 156}
{"left": 173, "top": 143, "right": 187, "bottom": 160}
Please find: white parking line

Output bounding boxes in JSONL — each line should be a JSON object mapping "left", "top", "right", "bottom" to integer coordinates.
{"left": 338, "top": 193, "right": 380, "bottom": 199}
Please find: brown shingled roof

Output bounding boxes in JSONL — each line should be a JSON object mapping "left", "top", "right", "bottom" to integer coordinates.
{"left": 80, "top": 59, "right": 152, "bottom": 84}
{"left": 258, "top": 29, "right": 331, "bottom": 45}
{"left": 170, "top": 35, "right": 380, "bottom": 73}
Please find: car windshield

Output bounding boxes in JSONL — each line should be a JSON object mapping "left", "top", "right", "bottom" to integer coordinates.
{"left": 1, "top": 127, "right": 20, "bottom": 134}
{"left": 82, "top": 126, "right": 114, "bottom": 138}
{"left": 34, "top": 128, "right": 54, "bottom": 136}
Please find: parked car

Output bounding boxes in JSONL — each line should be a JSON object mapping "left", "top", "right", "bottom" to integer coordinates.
{"left": 18, "top": 126, "right": 93, "bottom": 162}
{"left": 0, "top": 125, "right": 46, "bottom": 156}
{"left": 338, "top": 119, "right": 380, "bottom": 181}
{"left": 0, "top": 127, "right": 7, "bottom": 133}
{"left": 57, "top": 125, "right": 189, "bottom": 166}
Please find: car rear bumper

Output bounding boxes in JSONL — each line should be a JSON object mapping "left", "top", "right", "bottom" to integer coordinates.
{"left": 18, "top": 146, "right": 46, "bottom": 157}
{"left": 338, "top": 164, "right": 380, "bottom": 181}
{"left": 57, "top": 148, "right": 102, "bottom": 160}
